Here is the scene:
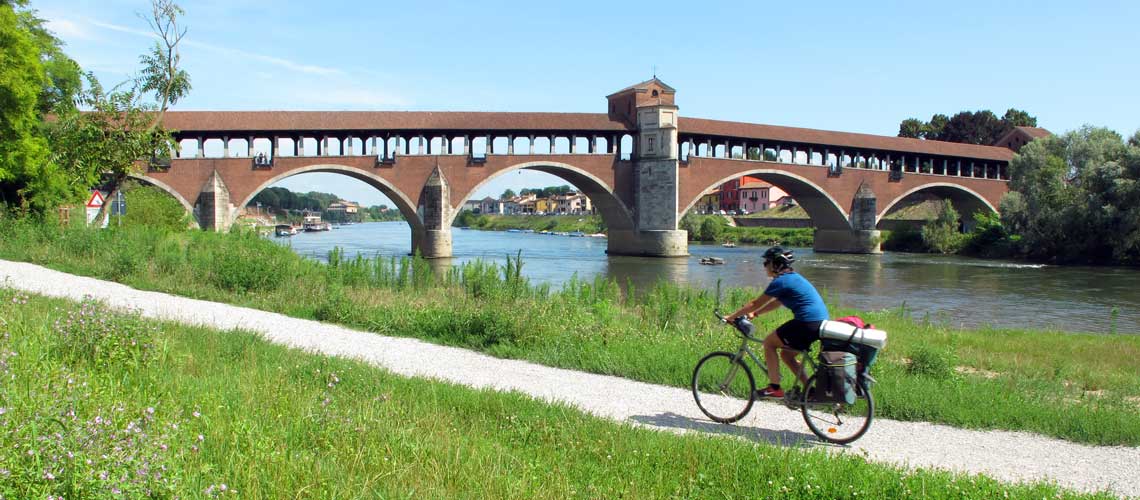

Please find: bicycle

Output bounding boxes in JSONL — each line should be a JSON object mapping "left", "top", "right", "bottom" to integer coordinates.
{"left": 691, "top": 311, "right": 875, "bottom": 444}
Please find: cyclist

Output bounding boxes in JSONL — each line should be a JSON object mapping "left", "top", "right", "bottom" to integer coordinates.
{"left": 724, "top": 246, "right": 829, "bottom": 398}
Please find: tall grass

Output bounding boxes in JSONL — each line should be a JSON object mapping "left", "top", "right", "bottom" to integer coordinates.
{"left": 0, "top": 291, "right": 1114, "bottom": 499}
{"left": 2, "top": 220, "right": 1139, "bottom": 445}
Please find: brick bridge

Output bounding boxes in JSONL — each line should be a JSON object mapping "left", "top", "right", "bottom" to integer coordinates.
{"left": 142, "top": 79, "right": 1013, "bottom": 257}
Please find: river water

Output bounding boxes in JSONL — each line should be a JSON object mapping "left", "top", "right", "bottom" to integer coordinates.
{"left": 275, "top": 221, "right": 1139, "bottom": 334}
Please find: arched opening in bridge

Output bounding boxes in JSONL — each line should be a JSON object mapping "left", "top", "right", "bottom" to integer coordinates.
{"left": 680, "top": 170, "right": 850, "bottom": 233}
{"left": 452, "top": 161, "right": 636, "bottom": 251}
{"left": 236, "top": 167, "right": 423, "bottom": 256}
{"left": 877, "top": 184, "right": 997, "bottom": 233}
{"left": 125, "top": 174, "right": 199, "bottom": 227}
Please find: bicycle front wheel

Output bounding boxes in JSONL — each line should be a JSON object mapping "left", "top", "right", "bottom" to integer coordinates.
{"left": 801, "top": 376, "right": 874, "bottom": 444}
{"left": 692, "top": 351, "right": 756, "bottom": 423}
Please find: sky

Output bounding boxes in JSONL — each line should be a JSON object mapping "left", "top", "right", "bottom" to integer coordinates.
{"left": 32, "top": 0, "right": 1140, "bottom": 207}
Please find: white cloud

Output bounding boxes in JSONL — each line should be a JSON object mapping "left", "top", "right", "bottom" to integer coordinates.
{"left": 182, "top": 39, "right": 342, "bottom": 76}
{"left": 45, "top": 18, "right": 94, "bottom": 40}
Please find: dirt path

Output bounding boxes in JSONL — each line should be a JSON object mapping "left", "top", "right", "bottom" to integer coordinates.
{"left": 2, "top": 260, "right": 1136, "bottom": 498}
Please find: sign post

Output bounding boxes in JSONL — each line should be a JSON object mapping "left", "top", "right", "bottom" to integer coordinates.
{"left": 85, "top": 191, "right": 106, "bottom": 227}
{"left": 110, "top": 190, "right": 126, "bottom": 226}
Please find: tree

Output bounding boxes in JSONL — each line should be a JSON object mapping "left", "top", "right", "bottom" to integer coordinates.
{"left": 0, "top": 2, "right": 52, "bottom": 210}
{"left": 1, "top": 0, "right": 191, "bottom": 214}
{"left": 897, "top": 109, "right": 1037, "bottom": 145}
{"left": 920, "top": 201, "right": 964, "bottom": 254}
{"left": 1005, "top": 126, "right": 1140, "bottom": 264}
{"left": 898, "top": 118, "right": 925, "bottom": 139}
{"left": 500, "top": 188, "right": 516, "bottom": 200}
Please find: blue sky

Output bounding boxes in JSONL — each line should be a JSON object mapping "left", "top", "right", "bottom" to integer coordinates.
{"left": 33, "top": 0, "right": 1140, "bottom": 207}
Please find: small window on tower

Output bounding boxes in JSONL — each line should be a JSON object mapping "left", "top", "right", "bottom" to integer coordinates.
{"left": 647, "top": 137, "right": 656, "bottom": 153}
{"left": 652, "top": 90, "right": 659, "bottom": 97}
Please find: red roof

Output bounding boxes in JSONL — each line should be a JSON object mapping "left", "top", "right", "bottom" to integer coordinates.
{"left": 678, "top": 117, "right": 1014, "bottom": 162}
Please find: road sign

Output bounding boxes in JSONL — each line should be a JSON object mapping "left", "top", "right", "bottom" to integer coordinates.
{"left": 86, "top": 190, "right": 105, "bottom": 208}
{"left": 111, "top": 190, "right": 126, "bottom": 216}
{"left": 85, "top": 190, "right": 109, "bottom": 227}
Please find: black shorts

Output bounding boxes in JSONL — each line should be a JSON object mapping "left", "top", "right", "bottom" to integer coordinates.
{"left": 775, "top": 320, "right": 823, "bottom": 352}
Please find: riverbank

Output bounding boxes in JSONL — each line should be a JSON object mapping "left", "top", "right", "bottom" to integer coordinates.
{"left": 4, "top": 290, "right": 1123, "bottom": 498}
{"left": 1, "top": 221, "right": 1139, "bottom": 446}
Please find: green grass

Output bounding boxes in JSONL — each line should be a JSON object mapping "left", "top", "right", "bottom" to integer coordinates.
{"left": 1, "top": 220, "right": 1139, "bottom": 446}
{"left": 0, "top": 291, "right": 1115, "bottom": 499}
{"left": 740, "top": 205, "right": 810, "bottom": 219}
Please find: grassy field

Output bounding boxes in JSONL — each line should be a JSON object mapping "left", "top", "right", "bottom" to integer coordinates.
{"left": 0, "top": 291, "right": 1115, "bottom": 499}
{"left": 1, "top": 220, "right": 1139, "bottom": 446}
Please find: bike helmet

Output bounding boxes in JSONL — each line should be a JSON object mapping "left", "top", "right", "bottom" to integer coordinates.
{"left": 762, "top": 246, "right": 795, "bottom": 270}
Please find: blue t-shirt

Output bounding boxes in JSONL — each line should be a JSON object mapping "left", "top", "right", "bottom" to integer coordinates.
{"left": 763, "top": 272, "right": 828, "bottom": 322}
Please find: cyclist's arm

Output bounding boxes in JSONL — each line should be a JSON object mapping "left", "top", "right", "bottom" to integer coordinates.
{"left": 749, "top": 296, "right": 783, "bottom": 318}
{"left": 726, "top": 294, "right": 779, "bottom": 321}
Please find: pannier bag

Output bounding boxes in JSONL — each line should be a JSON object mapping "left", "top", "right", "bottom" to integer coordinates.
{"left": 817, "top": 351, "right": 857, "bottom": 404}
{"left": 818, "top": 319, "right": 887, "bottom": 371}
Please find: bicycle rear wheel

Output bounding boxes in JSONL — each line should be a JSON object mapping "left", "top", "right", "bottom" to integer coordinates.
{"left": 692, "top": 351, "right": 755, "bottom": 423}
{"left": 801, "top": 376, "right": 873, "bottom": 444}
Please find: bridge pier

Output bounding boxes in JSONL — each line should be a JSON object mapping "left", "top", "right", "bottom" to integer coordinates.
{"left": 194, "top": 169, "right": 234, "bottom": 232}
{"left": 813, "top": 182, "right": 881, "bottom": 254}
{"left": 412, "top": 167, "right": 452, "bottom": 258}
{"left": 607, "top": 229, "right": 688, "bottom": 257}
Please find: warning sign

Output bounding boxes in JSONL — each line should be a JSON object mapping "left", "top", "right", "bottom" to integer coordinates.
{"left": 85, "top": 191, "right": 108, "bottom": 227}
{"left": 86, "top": 191, "right": 105, "bottom": 208}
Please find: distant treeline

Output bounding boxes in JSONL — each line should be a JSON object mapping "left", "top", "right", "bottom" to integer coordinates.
{"left": 251, "top": 187, "right": 403, "bottom": 222}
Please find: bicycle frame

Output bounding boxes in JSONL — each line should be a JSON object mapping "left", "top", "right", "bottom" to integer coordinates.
{"left": 722, "top": 323, "right": 817, "bottom": 404}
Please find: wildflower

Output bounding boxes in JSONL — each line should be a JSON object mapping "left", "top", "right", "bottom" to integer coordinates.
{"left": 146, "top": 407, "right": 155, "bottom": 415}
{"left": 197, "top": 434, "right": 204, "bottom": 442}
{"left": 192, "top": 411, "right": 200, "bottom": 418}
{"left": 44, "top": 471, "right": 56, "bottom": 480}
{"left": 0, "top": 408, "right": 6, "bottom": 415}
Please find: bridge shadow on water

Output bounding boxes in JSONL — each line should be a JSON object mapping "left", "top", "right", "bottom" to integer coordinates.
{"left": 629, "top": 412, "right": 829, "bottom": 449}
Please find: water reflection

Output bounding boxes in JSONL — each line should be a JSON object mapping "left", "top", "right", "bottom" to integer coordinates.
{"left": 276, "top": 222, "right": 1140, "bottom": 334}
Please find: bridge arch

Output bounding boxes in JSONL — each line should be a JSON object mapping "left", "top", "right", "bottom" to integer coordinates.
{"left": 237, "top": 164, "right": 424, "bottom": 232}
{"left": 128, "top": 173, "right": 197, "bottom": 217}
{"left": 877, "top": 182, "right": 998, "bottom": 228}
{"left": 451, "top": 161, "right": 635, "bottom": 232}
{"left": 681, "top": 169, "right": 850, "bottom": 230}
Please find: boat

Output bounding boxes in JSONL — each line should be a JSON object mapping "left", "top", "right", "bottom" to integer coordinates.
{"left": 274, "top": 224, "right": 297, "bottom": 237}
{"left": 568, "top": 231, "right": 585, "bottom": 237}
{"left": 588, "top": 233, "right": 607, "bottom": 238}
{"left": 699, "top": 257, "right": 725, "bottom": 265}
{"left": 722, "top": 241, "right": 737, "bottom": 248}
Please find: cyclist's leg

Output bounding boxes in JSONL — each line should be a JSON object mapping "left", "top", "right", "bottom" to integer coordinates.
{"left": 779, "top": 348, "right": 807, "bottom": 385}
{"left": 761, "top": 330, "right": 784, "bottom": 386}
{"left": 774, "top": 320, "right": 819, "bottom": 386}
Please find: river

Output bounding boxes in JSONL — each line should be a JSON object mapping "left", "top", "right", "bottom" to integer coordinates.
{"left": 275, "top": 221, "right": 1139, "bottom": 334}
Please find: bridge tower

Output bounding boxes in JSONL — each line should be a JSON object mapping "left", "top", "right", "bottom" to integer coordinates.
{"left": 605, "top": 78, "right": 689, "bottom": 256}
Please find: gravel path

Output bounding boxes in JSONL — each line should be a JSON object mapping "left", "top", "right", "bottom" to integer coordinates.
{"left": 3, "top": 259, "right": 1137, "bottom": 498}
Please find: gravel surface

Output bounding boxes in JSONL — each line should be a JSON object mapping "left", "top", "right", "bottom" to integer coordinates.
{"left": 2, "top": 259, "right": 1137, "bottom": 497}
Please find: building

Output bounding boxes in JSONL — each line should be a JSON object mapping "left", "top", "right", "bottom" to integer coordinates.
{"left": 478, "top": 196, "right": 500, "bottom": 215}
{"left": 462, "top": 199, "right": 481, "bottom": 212}
{"left": 992, "top": 126, "right": 1052, "bottom": 152}
{"left": 696, "top": 188, "right": 720, "bottom": 214}
{"left": 737, "top": 178, "right": 789, "bottom": 213}
{"left": 535, "top": 197, "right": 556, "bottom": 215}
{"left": 553, "top": 192, "right": 594, "bottom": 214}
{"left": 325, "top": 200, "right": 360, "bottom": 222}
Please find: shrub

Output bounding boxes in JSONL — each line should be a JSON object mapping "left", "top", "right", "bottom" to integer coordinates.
{"left": 53, "top": 298, "right": 159, "bottom": 369}
{"left": 906, "top": 344, "right": 958, "bottom": 379}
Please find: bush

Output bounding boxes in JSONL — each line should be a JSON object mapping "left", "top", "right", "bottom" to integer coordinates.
{"left": 697, "top": 217, "right": 726, "bottom": 242}
{"left": 120, "top": 183, "right": 192, "bottom": 231}
{"left": 921, "top": 201, "right": 966, "bottom": 254}
{"left": 52, "top": 298, "right": 159, "bottom": 369}
{"left": 906, "top": 344, "right": 958, "bottom": 379}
